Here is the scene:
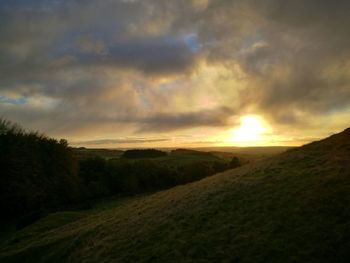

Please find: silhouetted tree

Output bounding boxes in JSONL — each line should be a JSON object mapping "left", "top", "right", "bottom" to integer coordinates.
{"left": 0, "top": 118, "right": 85, "bottom": 226}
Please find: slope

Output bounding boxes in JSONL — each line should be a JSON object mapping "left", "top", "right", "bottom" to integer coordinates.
{"left": 1, "top": 128, "right": 350, "bottom": 262}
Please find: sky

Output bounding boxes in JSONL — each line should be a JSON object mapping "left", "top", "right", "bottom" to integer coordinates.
{"left": 1, "top": 0, "right": 350, "bottom": 148}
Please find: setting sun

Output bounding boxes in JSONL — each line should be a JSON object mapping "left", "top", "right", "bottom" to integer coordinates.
{"left": 231, "top": 115, "right": 268, "bottom": 144}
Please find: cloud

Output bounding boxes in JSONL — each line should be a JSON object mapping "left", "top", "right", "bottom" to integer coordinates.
{"left": 187, "top": 0, "right": 350, "bottom": 126}
{"left": 72, "top": 137, "right": 170, "bottom": 146}
{"left": 1, "top": 0, "right": 350, "bottom": 144}
{"left": 137, "top": 106, "right": 235, "bottom": 132}
{"left": 76, "top": 36, "right": 108, "bottom": 55}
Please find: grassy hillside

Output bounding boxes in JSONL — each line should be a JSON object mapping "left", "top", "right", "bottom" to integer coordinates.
{"left": 1, "top": 129, "right": 350, "bottom": 262}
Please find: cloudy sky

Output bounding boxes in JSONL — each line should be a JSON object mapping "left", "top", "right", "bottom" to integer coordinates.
{"left": 1, "top": 0, "right": 350, "bottom": 148}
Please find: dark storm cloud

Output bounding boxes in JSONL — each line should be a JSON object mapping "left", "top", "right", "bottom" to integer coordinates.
{"left": 0, "top": 4, "right": 197, "bottom": 89}
{"left": 107, "top": 38, "right": 196, "bottom": 75}
{"left": 68, "top": 36, "right": 197, "bottom": 75}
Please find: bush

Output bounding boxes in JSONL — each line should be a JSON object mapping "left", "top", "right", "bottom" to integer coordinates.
{"left": 229, "top": 157, "right": 241, "bottom": 169}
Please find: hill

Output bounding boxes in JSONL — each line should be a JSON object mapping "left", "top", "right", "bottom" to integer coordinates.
{"left": 1, "top": 128, "right": 350, "bottom": 262}
{"left": 73, "top": 148, "right": 124, "bottom": 160}
{"left": 121, "top": 149, "right": 167, "bottom": 159}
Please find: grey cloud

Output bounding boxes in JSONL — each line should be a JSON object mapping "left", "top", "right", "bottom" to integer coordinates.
{"left": 76, "top": 36, "right": 108, "bottom": 55}
{"left": 0, "top": 0, "right": 198, "bottom": 82}
{"left": 137, "top": 107, "right": 235, "bottom": 132}
{"left": 71, "top": 137, "right": 170, "bottom": 146}
{"left": 0, "top": 96, "right": 236, "bottom": 136}
{"left": 63, "top": 106, "right": 236, "bottom": 133}
{"left": 68, "top": 36, "right": 198, "bottom": 76}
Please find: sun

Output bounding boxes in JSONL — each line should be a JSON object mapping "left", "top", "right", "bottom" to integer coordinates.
{"left": 231, "top": 115, "right": 268, "bottom": 144}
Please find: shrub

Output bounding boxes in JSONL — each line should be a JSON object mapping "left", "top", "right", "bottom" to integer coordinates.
{"left": 229, "top": 157, "right": 241, "bottom": 169}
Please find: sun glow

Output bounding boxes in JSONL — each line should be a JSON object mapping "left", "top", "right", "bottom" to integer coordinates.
{"left": 231, "top": 115, "right": 269, "bottom": 145}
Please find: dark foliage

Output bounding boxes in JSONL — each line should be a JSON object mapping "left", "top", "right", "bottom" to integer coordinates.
{"left": 0, "top": 119, "right": 85, "bottom": 226}
{"left": 78, "top": 157, "right": 231, "bottom": 199}
{"left": 0, "top": 118, "right": 239, "bottom": 228}
{"left": 171, "top": 149, "right": 213, "bottom": 156}
{"left": 121, "top": 149, "right": 167, "bottom": 159}
{"left": 229, "top": 156, "right": 241, "bottom": 168}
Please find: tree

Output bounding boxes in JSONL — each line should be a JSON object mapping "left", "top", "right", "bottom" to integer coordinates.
{"left": 0, "top": 118, "right": 85, "bottom": 226}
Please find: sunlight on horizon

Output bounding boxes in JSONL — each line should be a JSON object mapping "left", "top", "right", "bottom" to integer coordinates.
{"left": 229, "top": 115, "right": 270, "bottom": 146}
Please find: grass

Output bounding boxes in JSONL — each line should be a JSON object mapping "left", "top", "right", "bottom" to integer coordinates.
{"left": 1, "top": 130, "right": 350, "bottom": 262}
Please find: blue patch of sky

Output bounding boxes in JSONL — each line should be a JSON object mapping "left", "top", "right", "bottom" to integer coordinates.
{"left": 184, "top": 33, "right": 200, "bottom": 52}
{"left": 0, "top": 96, "right": 28, "bottom": 105}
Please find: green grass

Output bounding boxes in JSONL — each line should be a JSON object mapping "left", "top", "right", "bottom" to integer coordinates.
{"left": 1, "top": 130, "right": 350, "bottom": 262}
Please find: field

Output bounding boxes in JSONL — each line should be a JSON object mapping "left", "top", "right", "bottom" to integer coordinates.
{"left": 1, "top": 129, "right": 349, "bottom": 262}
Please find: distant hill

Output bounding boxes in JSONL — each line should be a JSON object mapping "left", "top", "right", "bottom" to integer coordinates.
{"left": 73, "top": 148, "right": 124, "bottom": 160}
{"left": 171, "top": 148, "right": 213, "bottom": 155}
{"left": 195, "top": 146, "right": 293, "bottom": 164}
{"left": 1, "top": 128, "right": 350, "bottom": 262}
{"left": 121, "top": 149, "right": 167, "bottom": 159}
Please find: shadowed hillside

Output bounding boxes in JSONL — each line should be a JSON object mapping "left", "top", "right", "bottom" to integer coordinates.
{"left": 0, "top": 128, "right": 350, "bottom": 262}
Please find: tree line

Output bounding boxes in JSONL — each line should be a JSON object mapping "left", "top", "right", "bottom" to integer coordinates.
{"left": 0, "top": 119, "right": 240, "bottom": 228}
{"left": 0, "top": 119, "right": 85, "bottom": 228}
{"left": 79, "top": 156, "right": 232, "bottom": 199}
